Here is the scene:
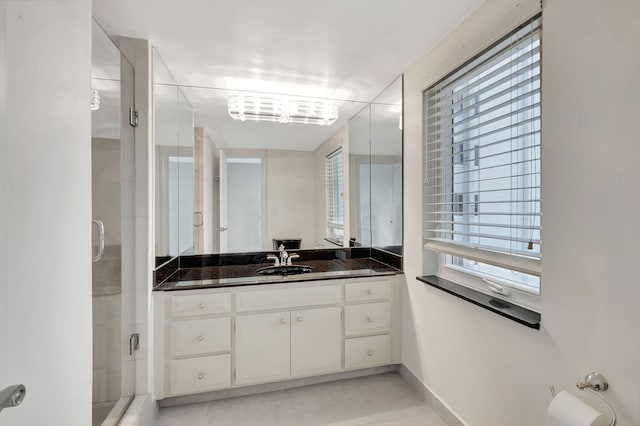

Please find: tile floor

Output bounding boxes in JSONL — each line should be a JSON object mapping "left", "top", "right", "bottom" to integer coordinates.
{"left": 153, "top": 372, "right": 447, "bottom": 426}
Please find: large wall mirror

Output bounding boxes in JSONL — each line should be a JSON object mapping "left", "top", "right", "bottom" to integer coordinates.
{"left": 154, "top": 51, "right": 402, "bottom": 264}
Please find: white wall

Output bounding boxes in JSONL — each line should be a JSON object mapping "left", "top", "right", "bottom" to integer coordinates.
{"left": 2, "top": 1, "right": 92, "bottom": 425}
{"left": 266, "top": 150, "right": 316, "bottom": 250}
{"left": 314, "top": 125, "right": 349, "bottom": 247}
{"left": 402, "top": 0, "right": 640, "bottom": 425}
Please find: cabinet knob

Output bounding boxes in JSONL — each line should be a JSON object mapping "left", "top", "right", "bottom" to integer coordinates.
{"left": 367, "top": 351, "right": 373, "bottom": 357}
{"left": 197, "top": 373, "right": 204, "bottom": 380}
{"left": 367, "top": 317, "right": 374, "bottom": 323}
{"left": 280, "top": 319, "right": 287, "bottom": 325}
{"left": 367, "top": 289, "right": 373, "bottom": 295}
{"left": 197, "top": 335, "right": 204, "bottom": 342}
{"left": 198, "top": 303, "right": 205, "bottom": 309}
{"left": 296, "top": 317, "right": 302, "bottom": 323}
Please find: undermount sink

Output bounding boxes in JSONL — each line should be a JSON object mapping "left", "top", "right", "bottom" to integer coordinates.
{"left": 256, "top": 265, "right": 315, "bottom": 276}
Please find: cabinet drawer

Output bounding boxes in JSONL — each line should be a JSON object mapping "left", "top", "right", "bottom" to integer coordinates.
{"left": 169, "top": 354, "right": 231, "bottom": 396}
{"left": 344, "top": 302, "right": 391, "bottom": 337}
{"left": 170, "top": 292, "right": 231, "bottom": 318}
{"left": 345, "top": 335, "right": 391, "bottom": 369}
{"left": 345, "top": 279, "right": 391, "bottom": 302}
{"left": 170, "top": 317, "right": 231, "bottom": 357}
{"left": 236, "top": 285, "right": 341, "bottom": 312}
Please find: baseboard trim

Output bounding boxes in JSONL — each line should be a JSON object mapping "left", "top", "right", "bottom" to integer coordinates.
{"left": 119, "top": 394, "right": 158, "bottom": 426}
{"left": 158, "top": 364, "right": 400, "bottom": 408}
{"left": 399, "top": 364, "right": 466, "bottom": 426}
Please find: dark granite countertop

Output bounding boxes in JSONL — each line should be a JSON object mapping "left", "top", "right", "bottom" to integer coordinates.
{"left": 155, "top": 258, "right": 401, "bottom": 291}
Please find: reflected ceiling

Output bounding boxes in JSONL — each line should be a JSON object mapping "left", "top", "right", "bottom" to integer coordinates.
{"left": 179, "top": 87, "right": 368, "bottom": 151}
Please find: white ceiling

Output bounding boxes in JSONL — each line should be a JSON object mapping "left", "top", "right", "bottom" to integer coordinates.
{"left": 93, "top": 0, "right": 484, "bottom": 149}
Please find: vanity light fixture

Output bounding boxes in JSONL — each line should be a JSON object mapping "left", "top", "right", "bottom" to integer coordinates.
{"left": 227, "top": 93, "right": 339, "bottom": 126}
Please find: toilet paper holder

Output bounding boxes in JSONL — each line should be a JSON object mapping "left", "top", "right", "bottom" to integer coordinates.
{"left": 576, "top": 372, "right": 608, "bottom": 391}
{"left": 575, "top": 372, "right": 616, "bottom": 426}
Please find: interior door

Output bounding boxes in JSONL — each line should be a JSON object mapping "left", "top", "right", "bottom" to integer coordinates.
{"left": 219, "top": 150, "right": 228, "bottom": 252}
{"left": 0, "top": 0, "right": 7, "bottom": 407}
{"left": 0, "top": 2, "right": 9, "bottom": 412}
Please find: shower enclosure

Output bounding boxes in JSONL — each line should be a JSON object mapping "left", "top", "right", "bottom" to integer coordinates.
{"left": 91, "top": 20, "right": 136, "bottom": 426}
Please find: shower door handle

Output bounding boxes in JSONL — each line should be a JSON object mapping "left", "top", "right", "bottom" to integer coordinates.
{"left": 0, "top": 384, "right": 26, "bottom": 413}
{"left": 92, "top": 219, "right": 105, "bottom": 262}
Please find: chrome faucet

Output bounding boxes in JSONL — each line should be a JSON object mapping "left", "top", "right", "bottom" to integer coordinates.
{"left": 278, "top": 244, "right": 301, "bottom": 265}
{"left": 278, "top": 244, "right": 288, "bottom": 265}
{"left": 267, "top": 245, "right": 300, "bottom": 266}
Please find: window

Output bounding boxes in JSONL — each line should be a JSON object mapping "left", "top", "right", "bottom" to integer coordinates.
{"left": 326, "top": 148, "right": 344, "bottom": 243}
{"left": 423, "top": 16, "right": 541, "bottom": 310}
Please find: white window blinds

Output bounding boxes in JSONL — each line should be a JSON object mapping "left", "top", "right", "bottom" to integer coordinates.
{"left": 326, "top": 148, "right": 344, "bottom": 228}
{"left": 423, "top": 16, "right": 541, "bottom": 280}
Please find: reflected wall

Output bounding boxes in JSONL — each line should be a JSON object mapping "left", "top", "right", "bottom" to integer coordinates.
{"left": 348, "top": 76, "right": 403, "bottom": 255}
{"left": 154, "top": 52, "right": 195, "bottom": 261}
{"left": 370, "top": 77, "right": 403, "bottom": 253}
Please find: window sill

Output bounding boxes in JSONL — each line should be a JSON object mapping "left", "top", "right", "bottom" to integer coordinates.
{"left": 416, "top": 275, "right": 541, "bottom": 330}
{"left": 323, "top": 237, "right": 343, "bottom": 247}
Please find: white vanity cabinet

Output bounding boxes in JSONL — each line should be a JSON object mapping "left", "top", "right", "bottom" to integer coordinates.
{"left": 344, "top": 278, "right": 394, "bottom": 369}
{"left": 235, "top": 306, "right": 341, "bottom": 385}
{"left": 158, "top": 291, "right": 233, "bottom": 397}
{"left": 235, "top": 284, "right": 342, "bottom": 385}
{"left": 153, "top": 275, "right": 400, "bottom": 399}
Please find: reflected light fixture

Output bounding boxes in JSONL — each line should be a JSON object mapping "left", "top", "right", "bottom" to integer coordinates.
{"left": 228, "top": 93, "right": 338, "bottom": 126}
{"left": 90, "top": 88, "right": 100, "bottom": 111}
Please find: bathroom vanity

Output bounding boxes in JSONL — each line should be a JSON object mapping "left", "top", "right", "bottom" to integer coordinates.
{"left": 153, "top": 269, "right": 402, "bottom": 399}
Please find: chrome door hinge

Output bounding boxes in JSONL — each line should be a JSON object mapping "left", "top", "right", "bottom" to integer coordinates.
{"left": 129, "top": 108, "right": 139, "bottom": 128}
{"left": 129, "top": 333, "right": 140, "bottom": 355}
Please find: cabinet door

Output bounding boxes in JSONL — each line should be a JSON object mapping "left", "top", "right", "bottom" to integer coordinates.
{"left": 290, "top": 306, "right": 341, "bottom": 377}
{"left": 235, "top": 311, "right": 291, "bottom": 385}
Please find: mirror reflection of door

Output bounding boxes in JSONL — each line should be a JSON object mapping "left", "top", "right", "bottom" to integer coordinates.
{"left": 370, "top": 162, "right": 398, "bottom": 246}
{"left": 219, "top": 150, "right": 228, "bottom": 252}
{"left": 219, "top": 150, "right": 264, "bottom": 253}
{"left": 193, "top": 127, "right": 220, "bottom": 253}
{"left": 168, "top": 155, "right": 194, "bottom": 254}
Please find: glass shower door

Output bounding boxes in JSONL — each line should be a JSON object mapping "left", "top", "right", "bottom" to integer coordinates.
{"left": 91, "top": 20, "right": 136, "bottom": 426}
